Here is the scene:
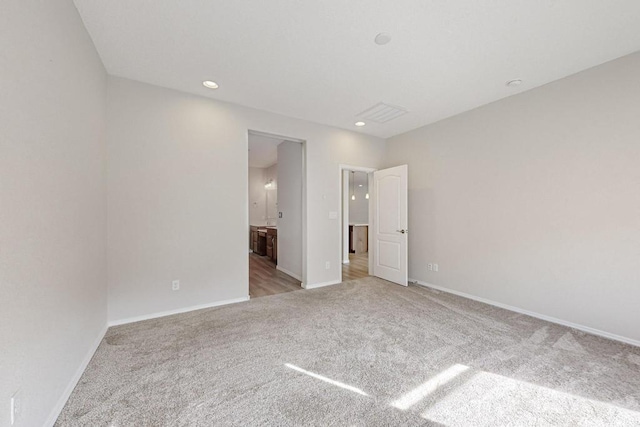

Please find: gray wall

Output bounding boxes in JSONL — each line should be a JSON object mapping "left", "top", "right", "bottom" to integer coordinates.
{"left": 0, "top": 1, "right": 108, "bottom": 426}
{"left": 248, "top": 167, "right": 267, "bottom": 226}
{"left": 107, "top": 76, "right": 386, "bottom": 323}
{"left": 277, "top": 141, "right": 303, "bottom": 278}
{"left": 385, "top": 52, "right": 640, "bottom": 343}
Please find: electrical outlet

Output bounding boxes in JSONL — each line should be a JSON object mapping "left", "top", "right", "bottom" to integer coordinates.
{"left": 172, "top": 280, "right": 180, "bottom": 291}
{"left": 433, "top": 263, "right": 439, "bottom": 272}
{"left": 10, "top": 390, "right": 21, "bottom": 426}
{"left": 325, "top": 261, "right": 330, "bottom": 270}
{"left": 428, "top": 263, "right": 433, "bottom": 271}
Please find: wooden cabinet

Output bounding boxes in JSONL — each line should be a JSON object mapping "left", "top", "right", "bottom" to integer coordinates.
{"left": 250, "top": 226, "right": 276, "bottom": 262}
{"left": 250, "top": 226, "right": 266, "bottom": 256}
{"left": 250, "top": 226, "right": 258, "bottom": 253}
{"left": 349, "top": 225, "right": 368, "bottom": 254}
{"left": 266, "top": 227, "right": 277, "bottom": 263}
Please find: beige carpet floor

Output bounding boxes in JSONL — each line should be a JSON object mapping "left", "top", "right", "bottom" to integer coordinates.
{"left": 56, "top": 277, "right": 640, "bottom": 426}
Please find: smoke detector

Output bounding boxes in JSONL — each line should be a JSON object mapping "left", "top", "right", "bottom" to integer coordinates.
{"left": 374, "top": 33, "right": 392, "bottom": 45}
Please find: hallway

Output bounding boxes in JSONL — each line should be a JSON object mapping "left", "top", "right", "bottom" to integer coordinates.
{"left": 250, "top": 252, "right": 369, "bottom": 299}
{"left": 342, "top": 253, "right": 369, "bottom": 281}
{"left": 249, "top": 253, "right": 301, "bottom": 298}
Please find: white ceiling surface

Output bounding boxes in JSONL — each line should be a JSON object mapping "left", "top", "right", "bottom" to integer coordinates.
{"left": 74, "top": 1, "right": 640, "bottom": 138}
{"left": 349, "top": 171, "right": 369, "bottom": 189}
{"left": 248, "top": 134, "right": 282, "bottom": 168}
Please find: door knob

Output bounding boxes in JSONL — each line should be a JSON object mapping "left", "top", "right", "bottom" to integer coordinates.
{"left": 397, "top": 229, "right": 408, "bottom": 234}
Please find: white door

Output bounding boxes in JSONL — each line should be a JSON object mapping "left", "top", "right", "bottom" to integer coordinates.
{"left": 373, "top": 165, "right": 408, "bottom": 286}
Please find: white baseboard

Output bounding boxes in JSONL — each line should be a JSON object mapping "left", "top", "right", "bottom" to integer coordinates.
{"left": 410, "top": 278, "right": 640, "bottom": 348}
{"left": 108, "top": 296, "right": 250, "bottom": 327}
{"left": 342, "top": 259, "right": 350, "bottom": 264}
{"left": 248, "top": 249, "right": 253, "bottom": 254}
{"left": 304, "top": 280, "right": 341, "bottom": 289}
{"left": 276, "top": 265, "right": 302, "bottom": 281}
{"left": 45, "top": 323, "right": 108, "bottom": 427}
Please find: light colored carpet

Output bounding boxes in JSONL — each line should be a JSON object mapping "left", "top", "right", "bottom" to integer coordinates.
{"left": 56, "top": 277, "right": 640, "bottom": 426}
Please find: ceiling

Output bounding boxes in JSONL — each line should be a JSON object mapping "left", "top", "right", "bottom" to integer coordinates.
{"left": 248, "top": 134, "right": 282, "bottom": 168}
{"left": 74, "top": 1, "right": 640, "bottom": 138}
{"left": 349, "top": 171, "right": 368, "bottom": 190}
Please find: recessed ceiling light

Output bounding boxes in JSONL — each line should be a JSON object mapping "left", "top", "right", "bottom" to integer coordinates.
{"left": 506, "top": 79, "right": 523, "bottom": 87}
{"left": 355, "top": 121, "right": 366, "bottom": 127}
{"left": 359, "top": 184, "right": 363, "bottom": 187}
{"left": 374, "top": 33, "right": 392, "bottom": 45}
{"left": 203, "top": 80, "right": 219, "bottom": 89}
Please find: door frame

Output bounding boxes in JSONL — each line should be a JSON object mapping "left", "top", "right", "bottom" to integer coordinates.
{"left": 247, "top": 130, "right": 307, "bottom": 292}
{"left": 338, "top": 164, "right": 377, "bottom": 283}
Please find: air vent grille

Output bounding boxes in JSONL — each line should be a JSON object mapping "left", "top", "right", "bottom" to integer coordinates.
{"left": 358, "top": 102, "right": 408, "bottom": 123}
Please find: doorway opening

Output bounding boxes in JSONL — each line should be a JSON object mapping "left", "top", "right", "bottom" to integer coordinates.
{"left": 248, "top": 130, "right": 305, "bottom": 298}
{"left": 340, "top": 165, "right": 376, "bottom": 282}
{"left": 339, "top": 164, "right": 409, "bottom": 286}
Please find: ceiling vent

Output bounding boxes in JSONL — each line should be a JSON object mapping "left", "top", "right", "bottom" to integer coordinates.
{"left": 357, "top": 102, "right": 408, "bottom": 123}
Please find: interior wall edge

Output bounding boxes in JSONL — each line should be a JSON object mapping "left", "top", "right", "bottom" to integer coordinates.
{"left": 107, "top": 296, "right": 250, "bottom": 327}
{"left": 44, "top": 324, "right": 109, "bottom": 427}
{"left": 303, "top": 280, "right": 342, "bottom": 290}
{"left": 275, "top": 266, "right": 303, "bottom": 282}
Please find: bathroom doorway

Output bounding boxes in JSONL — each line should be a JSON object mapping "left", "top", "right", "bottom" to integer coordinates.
{"left": 248, "top": 131, "right": 305, "bottom": 298}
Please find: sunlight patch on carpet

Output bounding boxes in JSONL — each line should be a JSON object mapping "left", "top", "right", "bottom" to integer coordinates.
{"left": 420, "top": 370, "right": 640, "bottom": 425}
{"left": 391, "top": 364, "right": 470, "bottom": 410}
{"left": 284, "top": 363, "right": 369, "bottom": 396}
